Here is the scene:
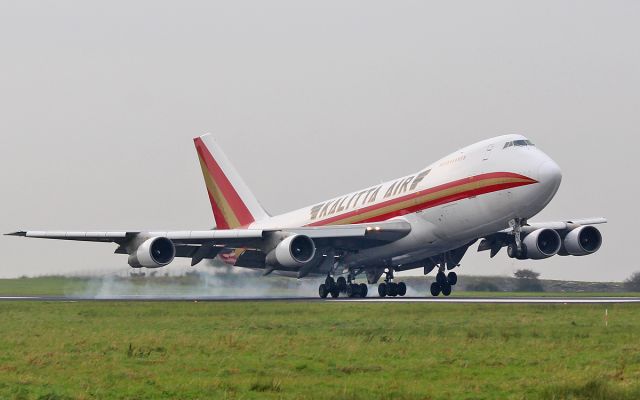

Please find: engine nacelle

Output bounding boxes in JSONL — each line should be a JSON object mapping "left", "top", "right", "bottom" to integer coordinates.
{"left": 265, "top": 234, "right": 316, "bottom": 269}
{"left": 563, "top": 226, "right": 602, "bottom": 256}
{"left": 522, "top": 228, "right": 562, "bottom": 259}
{"left": 128, "top": 237, "right": 176, "bottom": 268}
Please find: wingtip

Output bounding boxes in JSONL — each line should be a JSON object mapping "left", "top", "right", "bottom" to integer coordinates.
{"left": 5, "top": 231, "right": 27, "bottom": 237}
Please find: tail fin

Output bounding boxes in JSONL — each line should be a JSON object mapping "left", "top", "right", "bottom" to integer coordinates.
{"left": 194, "top": 134, "right": 270, "bottom": 229}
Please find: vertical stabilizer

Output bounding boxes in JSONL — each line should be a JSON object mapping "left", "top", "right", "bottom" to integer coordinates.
{"left": 194, "top": 134, "right": 270, "bottom": 229}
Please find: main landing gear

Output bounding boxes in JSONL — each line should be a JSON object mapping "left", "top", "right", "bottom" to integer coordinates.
{"left": 318, "top": 275, "right": 368, "bottom": 299}
{"left": 430, "top": 269, "right": 457, "bottom": 297}
{"left": 377, "top": 269, "right": 407, "bottom": 298}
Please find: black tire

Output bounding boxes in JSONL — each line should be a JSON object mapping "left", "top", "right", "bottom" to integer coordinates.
{"left": 520, "top": 244, "right": 528, "bottom": 259}
{"left": 330, "top": 289, "right": 340, "bottom": 298}
{"left": 430, "top": 282, "right": 441, "bottom": 297}
{"left": 378, "top": 282, "right": 387, "bottom": 297}
{"left": 359, "top": 283, "right": 368, "bottom": 298}
{"left": 397, "top": 282, "right": 407, "bottom": 296}
{"left": 441, "top": 283, "right": 452, "bottom": 296}
{"left": 507, "top": 243, "right": 517, "bottom": 259}
{"left": 346, "top": 283, "right": 355, "bottom": 298}
{"left": 337, "top": 277, "right": 347, "bottom": 292}
{"left": 325, "top": 276, "right": 335, "bottom": 287}
{"left": 388, "top": 282, "right": 398, "bottom": 297}
{"left": 447, "top": 272, "right": 458, "bottom": 286}
{"left": 319, "top": 284, "right": 328, "bottom": 298}
{"left": 436, "top": 271, "right": 447, "bottom": 285}
{"left": 508, "top": 243, "right": 528, "bottom": 259}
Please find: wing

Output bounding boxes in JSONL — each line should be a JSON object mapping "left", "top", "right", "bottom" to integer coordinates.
{"left": 477, "top": 217, "right": 607, "bottom": 257}
{"left": 6, "top": 220, "right": 411, "bottom": 266}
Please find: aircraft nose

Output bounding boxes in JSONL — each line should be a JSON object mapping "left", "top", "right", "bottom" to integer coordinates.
{"left": 537, "top": 159, "right": 562, "bottom": 193}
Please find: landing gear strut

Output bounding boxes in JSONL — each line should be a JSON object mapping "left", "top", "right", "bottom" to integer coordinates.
{"left": 507, "top": 218, "right": 528, "bottom": 259}
{"left": 318, "top": 274, "right": 368, "bottom": 299}
{"left": 429, "top": 267, "right": 457, "bottom": 297}
{"left": 377, "top": 268, "right": 407, "bottom": 298}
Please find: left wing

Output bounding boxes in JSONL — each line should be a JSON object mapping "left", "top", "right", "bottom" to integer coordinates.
{"left": 6, "top": 220, "right": 411, "bottom": 267}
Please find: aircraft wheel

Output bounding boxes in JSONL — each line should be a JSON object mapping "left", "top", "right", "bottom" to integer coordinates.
{"left": 397, "top": 282, "right": 407, "bottom": 296}
{"left": 447, "top": 272, "right": 458, "bottom": 286}
{"left": 319, "top": 284, "right": 328, "bottom": 299}
{"left": 360, "top": 283, "right": 368, "bottom": 298}
{"left": 441, "top": 283, "right": 452, "bottom": 297}
{"left": 436, "top": 271, "right": 447, "bottom": 285}
{"left": 330, "top": 288, "right": 340, "bottom": 298}
{"left": 507, "top": 244, "right": 527, "bottom": 259}
{"left": 325, "top": 276, "right": 335, "bottom": 287}
{"left": 378, "top": 282, "right": 387, "bottom": 297}
{"left": 346, "top": 283, "right": 357, "bottom": 298}
{"left": 430, "top": 282, "right": 441, "bottom": 297}
{"left": 387, "top": 282, "right": 398, "bottom": 297}
{"left": 507, "top": 243, "right": 518, "bottom": 258}
{"left": 337, "top": 277, "right": 347, "bottom": 292}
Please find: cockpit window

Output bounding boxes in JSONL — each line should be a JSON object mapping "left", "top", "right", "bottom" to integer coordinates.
{"left": 503, "top": 139, "right": 535, "bottom": 149}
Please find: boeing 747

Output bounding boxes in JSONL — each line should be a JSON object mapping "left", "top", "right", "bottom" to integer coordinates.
{"left": 7, "top": 134, "right": 606, "bottom": 297}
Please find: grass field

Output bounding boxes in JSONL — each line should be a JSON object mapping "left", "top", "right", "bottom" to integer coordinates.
{"left": 1, "top": 301, "right": 640, "bottom": 399}
{"left": 0, "top": 275, "right": 635, "bottom": 298}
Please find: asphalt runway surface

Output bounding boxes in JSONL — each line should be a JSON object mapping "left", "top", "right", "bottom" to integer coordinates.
{"left": 1, "top": 296, "right": 640, "bottom": 303}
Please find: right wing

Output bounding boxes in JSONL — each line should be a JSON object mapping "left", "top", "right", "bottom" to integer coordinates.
{"left": 477, "top": 217, "right": 607, "bottom": 257}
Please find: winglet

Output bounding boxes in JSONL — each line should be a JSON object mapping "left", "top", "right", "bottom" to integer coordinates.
{"left": 5, "top": 231, "right": 27, "bottom": 237}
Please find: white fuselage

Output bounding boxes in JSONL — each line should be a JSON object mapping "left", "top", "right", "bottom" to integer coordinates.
{"left": 249, "top": 134, "right": 562, "bottom": 272}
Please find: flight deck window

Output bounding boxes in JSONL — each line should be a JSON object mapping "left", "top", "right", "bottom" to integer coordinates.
{"left": 503, "top": 140, "right": 535, "bottom": 149}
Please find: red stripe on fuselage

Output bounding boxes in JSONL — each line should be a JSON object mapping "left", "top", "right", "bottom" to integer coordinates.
{"left": 306, "top": 172, "right": 537, "bottom": 227}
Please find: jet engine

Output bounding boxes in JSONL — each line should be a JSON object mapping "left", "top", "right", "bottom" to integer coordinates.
{"left": 520, "top": 228, "right": 562, "bottom": 259}
{"left": 128, "top": 237, "right": 176, "bottom": 268}
{"left": 265, "top": 234, "right": 316, "bottom": 269}
{"left": 562, "top": 225, "right": 602, "bottom": 256}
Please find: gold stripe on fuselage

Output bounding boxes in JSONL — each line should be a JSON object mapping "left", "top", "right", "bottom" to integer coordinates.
{"left": 320, "top": 176, "right": 533, "bottom": 226}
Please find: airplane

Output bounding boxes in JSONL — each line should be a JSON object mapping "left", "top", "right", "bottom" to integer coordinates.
{"left": 7, "top": 133, "right": 606, "bottom": 298}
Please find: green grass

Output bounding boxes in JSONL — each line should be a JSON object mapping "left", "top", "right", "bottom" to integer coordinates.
{"left": 0, "top": 276, "right": 636, "bottom": 298}
{"left": 452, "top": 291, "right": 640, "bottom": 298}
{"left": 1, "top": 301, "right": 640, "bottom": 399}
{"left": 0, "top": 276, "right": 102, "bottom": 296}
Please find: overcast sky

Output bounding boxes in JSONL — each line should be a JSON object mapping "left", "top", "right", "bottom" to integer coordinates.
{"left": 0, "top": 1, "right": 638, "bottom": 281}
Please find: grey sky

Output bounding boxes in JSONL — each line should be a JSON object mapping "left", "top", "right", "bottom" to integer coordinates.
{"left": 0, "top": 1, "right": 638, "bottom": 280}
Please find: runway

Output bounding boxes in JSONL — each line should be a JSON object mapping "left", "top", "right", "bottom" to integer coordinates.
{"left": 1, "top": 296, "right": 640, "bottom": 303}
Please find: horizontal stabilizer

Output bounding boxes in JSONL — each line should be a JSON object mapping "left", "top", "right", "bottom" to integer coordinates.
{"left": 5, "top": 231, "right": 27, "bottom": 237}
